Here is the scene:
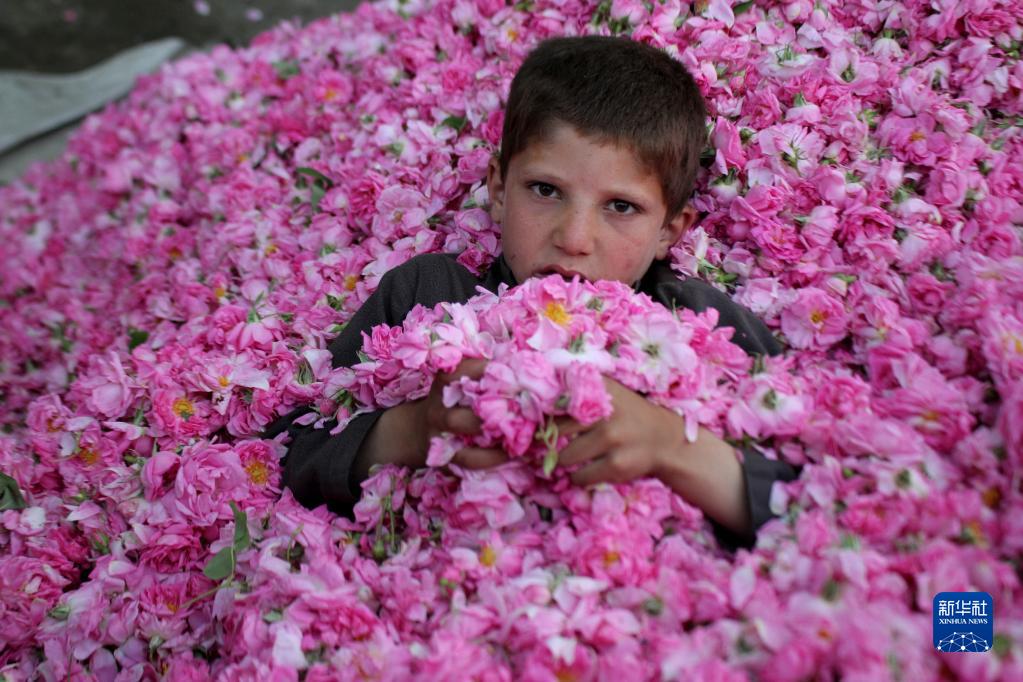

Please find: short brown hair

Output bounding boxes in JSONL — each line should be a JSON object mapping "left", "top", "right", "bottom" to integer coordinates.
{"left": 499, "top": 36, "right": 708, "bottom": 222}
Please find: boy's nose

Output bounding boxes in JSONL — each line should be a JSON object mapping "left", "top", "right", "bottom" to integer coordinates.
{"left": 552, "top": 207, "right": 596, "bottom": 256}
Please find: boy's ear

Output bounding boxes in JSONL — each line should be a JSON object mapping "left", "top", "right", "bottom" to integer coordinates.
{"left": 486, "top": 155, "right": 505, "bottom": 224}
{"left": 656, "top": 205, "right": 698, "bottom": 259}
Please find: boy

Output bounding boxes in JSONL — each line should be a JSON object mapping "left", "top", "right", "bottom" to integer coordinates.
{"left": 265, "top": 36, "right": 799, "bottom": 551}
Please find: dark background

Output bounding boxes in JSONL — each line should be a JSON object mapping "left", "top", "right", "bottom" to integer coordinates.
{"left": 1, "top": 0, "right": 360, "bottom": 72}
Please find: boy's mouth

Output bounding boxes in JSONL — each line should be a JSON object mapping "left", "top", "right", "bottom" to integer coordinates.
{"left": 535, "top": 265, "right": 586, "bottom": 281}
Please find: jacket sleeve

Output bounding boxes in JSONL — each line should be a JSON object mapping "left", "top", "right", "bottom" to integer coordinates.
{"left": 262, "top": 253, "right": 480, "bottom": 517}
{"left": 709, "top": 445, "right": 801, "bottom": 552}
{"left": 262, "top": 262, "right": 420, "bottom": 517}
{"left": 666, "top": 278, "right": 803, "bottom": 552}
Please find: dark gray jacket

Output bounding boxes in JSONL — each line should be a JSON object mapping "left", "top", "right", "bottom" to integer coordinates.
{"left": 264, "top": 252, "right": 800, "bottom": 551}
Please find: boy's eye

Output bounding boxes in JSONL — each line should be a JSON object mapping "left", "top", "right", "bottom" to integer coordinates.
{"left": 609, "top": 199, "right": 638, "bottom": 215}
{"left": 529, "top": 182, "right": 559, "bottom": 198}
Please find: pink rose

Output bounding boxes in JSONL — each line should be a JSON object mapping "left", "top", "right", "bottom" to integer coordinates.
{"left": 924, "top": 161, "right": 968, "bottom": 207}
{"left": 712, "top": 117, "right": 747, "bottom": 173}
{"left": 906, "top": 271, "right": 954, "bottom": 315}
{"left": 170, "top": 443, "right": 247, "bottom": 525}
{"left": 137, "top": 521, "right": 205, "bottom": 572}
{"left": 564, "top": 363, "right": 613, "bottom": 426}
{"left": 141, "top": 450, "right": 180, "bottom": 500}
{"left": 780, "top": 287, "right": 848, "bottom": 349}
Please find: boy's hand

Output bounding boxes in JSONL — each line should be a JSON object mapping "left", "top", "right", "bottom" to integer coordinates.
{"left": 415, "top": 358, "right": 508, "bottom": 470}
{"left": 556, "top": 377, "right": 685, "bottom": 486}
{"left": 556, "top": 377, "right": 752, "bottom": 536}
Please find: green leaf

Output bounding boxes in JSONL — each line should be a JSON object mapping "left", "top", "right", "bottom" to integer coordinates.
{"left": 203, "top": 546, "right": 235, "bottom": 581}
{"left": 295, "top": 359, "right": 313, "bottom": 385}
{"left": 326, "top": 294, "right": 345, "bottom": 311}
{"left": 230, "top": 501, "right": 251, "bottom": 552}
{"left": 440, "top": 115, "right": 467, "bottom": 133}
{"left": 48, "top": 604, "right": 71, "bottom": 621}
{"left": 372, "top": 536, "right": 387, "bottom": 562}
{"left": 643, "top": 597, "right": 664, "bottom": 615}
{"left": 310, "top": 184, "right": 326, "bottom": 211}
{"left": 263, "top": 609, "right": 284, "bottom": 623}
{"left": 295, "top": 167, "right": 332, "bottom": 186}
{"left": 733, "top": 0, "right": 754, "bottom": 15}
{"left": 91, "top": 531, "right": 109, "bottom": 556}
{"left": 295, "top": 167, "right": 334, "bottom": 212}
{"left": 272, "top": 60, "right": 301, "bottom": 79}
{"left": 0, "top": 472, "right": 26, "bottom": 511}
{"left": 127, "top": 328, "right": 149, "bottom": 350}
{"left": 542, "top": 447, "right": 558, "bottom": 477}
{"left": 821, "top": 577, "right": 842, "bottom": 602}
{"left": 839, "top": 533, "right": 861, "bottom": 550}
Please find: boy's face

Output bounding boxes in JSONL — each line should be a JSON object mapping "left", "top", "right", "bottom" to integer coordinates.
{"left": 486, "top": 121, "right": 696, "bottom": 286}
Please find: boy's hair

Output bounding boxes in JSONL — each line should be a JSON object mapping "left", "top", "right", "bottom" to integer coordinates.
{"left": 499, "top": 36, "right": 708, "bottom": 222}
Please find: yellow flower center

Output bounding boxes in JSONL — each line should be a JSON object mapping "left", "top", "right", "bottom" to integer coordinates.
{"left": 920, "top": 409, "right": 940, "bottom": 422}
{"left": 217, "top": 375, "right": 230, "bottom": 388}
{"left": 323, "top": 88, "right": 338, "bottom": 102}
{"left": 264, "top": 243, "right": 278, "bottom": 256}
{"left": 172, "top": 397, "right": 195, "bottom": 420}
{"left": 345, "top": 274, "right": 359, "bottom": 291}
{"left": 77, "top": 447, "right": 99, "bottom": 465}
{"left": 543, "top": 302, "right": 572, "bottom": 326}
{"left": 213, "top": 285, "right": 226, "bottom": 298}
{"left": 603, "top": 550, "right": 620, "bottom": 568}
{"left": 909, "top": 130, "right": 926, "bottom": 142}
{"left": 982, "top": 487, "right": 1001, "bottom": 509}
{"left": 1005, "top": 333, "right": 1023, "bottom": 355}
{"left": 245, "top": 460, "right": 269, "bottom": 486}
{"left": 168, "top": 247, "right": 183, "bottom": 261}
{"left": 480, "top": 544, "right": 497, "bottom": 568}
{"left": 556, "top": 670, "right": 578, "bottom": 682}
{"left": 810, "top": 309, "right": 825, "bottom": 325}
{"left": 963, "top": 519, "right": 988, "bottom": 547}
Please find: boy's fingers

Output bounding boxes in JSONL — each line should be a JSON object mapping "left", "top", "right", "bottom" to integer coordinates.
{"left": 570, "top": 453, "right": 635, "bottom": 487}
{"left": 557, "top": 429, "right": 605, "bottom": 468}
{"left": 435, "top": 358, "right": 487, "bottom": 389}
{"left": 569, "top": 459, "right": 608, "bottom": 488}
{"left": 454, "top": 357, "right": 488, "bottom": 379}
{"left": 452, "top": 447, "right": 508, "bottom": 470}
{"left": 553, "top": 415, "right": 590, "bottom": 438}
{"left": 441, "top": 407, "right": 482, "bottom": 435}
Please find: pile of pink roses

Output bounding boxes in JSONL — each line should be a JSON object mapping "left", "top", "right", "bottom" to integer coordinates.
{"left": 333, "top": 275, "right": 753, "bottom": 469}
{"left": 1, "top": 0, "right": 1022, "bottom": 678}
